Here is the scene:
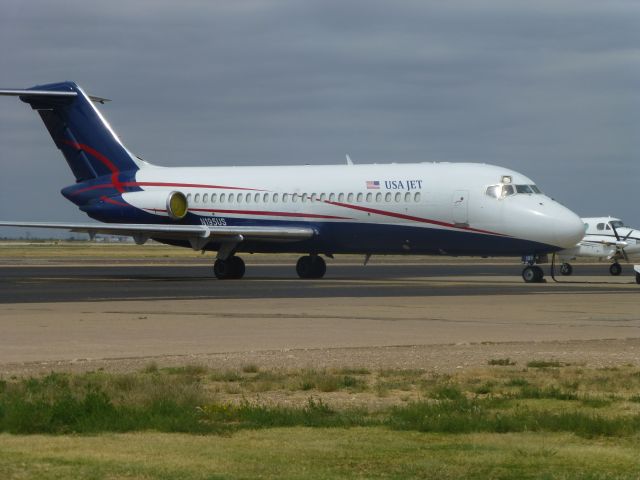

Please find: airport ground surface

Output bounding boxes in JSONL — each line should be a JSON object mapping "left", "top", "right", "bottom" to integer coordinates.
{"left": 0, "top": 242, "right": 638, "bottom": 375}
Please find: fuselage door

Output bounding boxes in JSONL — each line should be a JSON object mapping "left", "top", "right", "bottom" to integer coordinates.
{"left": 452, "top": 190, "right": 469, "bottom": 226}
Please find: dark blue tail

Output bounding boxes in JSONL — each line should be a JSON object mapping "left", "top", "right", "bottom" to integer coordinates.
{"left": 19, "top": 81, "right": 141, "bottom": 182}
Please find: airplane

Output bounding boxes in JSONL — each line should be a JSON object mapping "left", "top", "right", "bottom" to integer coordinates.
{"left": 557, "top": 216, "right": 640, "bottom": 282}
{"left": 0, "top": 81, "right": 585, "bottom": 282}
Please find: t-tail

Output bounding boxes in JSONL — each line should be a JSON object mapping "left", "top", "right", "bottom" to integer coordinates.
{"left": 0, "top": 81, "right": 142, "bottom": 182}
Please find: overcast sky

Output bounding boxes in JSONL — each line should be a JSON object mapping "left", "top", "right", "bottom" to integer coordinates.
{"left": 1, "top": 0, "right": 639, "bottom": 238}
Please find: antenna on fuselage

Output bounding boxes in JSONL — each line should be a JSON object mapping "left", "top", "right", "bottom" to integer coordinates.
{"left": 346, "top": 154, "right": 354, "bottom": 166}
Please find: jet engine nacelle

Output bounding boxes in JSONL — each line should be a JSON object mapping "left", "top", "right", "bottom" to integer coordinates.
{"left": 121, "top": 190, "right": 188, "bottom": 220}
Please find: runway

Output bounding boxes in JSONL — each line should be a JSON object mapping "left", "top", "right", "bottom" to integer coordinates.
{"left": 0, "top": 262, "right": 638, "bottom": 303}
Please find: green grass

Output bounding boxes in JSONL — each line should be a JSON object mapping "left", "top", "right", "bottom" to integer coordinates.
{"left": 2, "top": 429, "right": 640, "bottom": 480}
{"left": 527, "top": 359, "right": 564, "bottom": 368}
{"left": 2, "top": 366, "right": 640, "bottom": 438}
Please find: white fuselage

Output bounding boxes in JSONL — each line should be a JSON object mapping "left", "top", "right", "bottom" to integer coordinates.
{"left": 558, "top": 217, "right": 640, "bottom": 262}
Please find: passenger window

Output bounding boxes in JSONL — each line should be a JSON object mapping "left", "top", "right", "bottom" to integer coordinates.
{"left": 329, "top": 193, "right": 335, "bottom": 202}
{"left": 338, "top": 193, "right": 345, "bottom": 202}
{"left": 187, "top": 193, "right": 192, "bottom": 202}
{"left": 203, "top": 193, "right": 209, "bottom": 203}
{"left": 292, "top": 194, "right": 298, "bottom": 203}
{"left": 194, "top": 193, "right": 201, "bottom": 203}
{"left": 394, "top": 192, "right": 401, "bottom": 202}
{"left": 283, "top": 193, "right": 289, "bottom": 203}
{"left": 211, "top": 193, "right": 217, "bottom": 203}
{"left": 228, "top": 193, "right": 234, "bottom": 203}
{"left": 245, "top": 193, "right": 251, "bottom": 203}
{"left": 414, "top": 192, "right": 421, "bottom": 202}
{"left": 376, "top": 192, "right": 382, "bottom": 202}
{"left": 310, "top": 193, "right": 316, "bottom": 202}
{"left": 263, "top": 193, "right": 269, "bottom": 203}
{"left": 302, "top": 193, "right": 308, "bottom": 203}
{"left": 347, "top": 193, "right": 354, "bottom": 202}
{"left": 597, "top": 223, "right": 605, "bottom": 231}
{"left": 254, "top": 193, "right": 260, "bottom": 203}
{"left": 320, "top": 193, "right": 326, "bottom": 201}
{"left": 366, "top": 192, "right": 372, "bottom": 202}
{"left": 404, "top": 192, "right": 411, "bottom": 202}
{"left": 357, "top": 193, "right": 363, "bottom": 202}
{"left": 273, "top": 193, "right": 279, "bottom": 203}
{"left": 237, "top": 193, "right": 242, "bottom": 204}
{"left": 220, "top": 193, "right": 226, "bottom": 203}
{"left": 385, "top": 192, "right": 391, "bottom": 202}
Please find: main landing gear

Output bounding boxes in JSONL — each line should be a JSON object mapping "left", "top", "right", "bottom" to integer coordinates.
{"left": 213, "top": 255, "right": 245, "bottom": 280}
{"left": 296, "top": 255, "right": 326, "bottom": 279}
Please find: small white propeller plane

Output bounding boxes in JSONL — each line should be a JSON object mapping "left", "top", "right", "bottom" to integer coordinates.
{"left": 557, "top": 217, "right": 640, "bottom": 283}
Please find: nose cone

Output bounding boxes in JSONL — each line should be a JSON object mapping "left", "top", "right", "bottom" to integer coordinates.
{"left": 552, "top": 205, "right": 585, "bottom": 248}
{"left": 502, "top": 196, "right": 584, "bottom": 250}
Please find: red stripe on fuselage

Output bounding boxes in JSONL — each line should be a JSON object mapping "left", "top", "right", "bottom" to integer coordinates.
{"left": 324, "top": 201, "right": 506, "bottom": 236}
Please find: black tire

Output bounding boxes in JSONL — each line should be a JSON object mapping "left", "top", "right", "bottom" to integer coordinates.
{"left": 296, "top": 255, "right": 326, "bottom": 279}
{"left": 560, "top": 263, "right": 573, "bottom": 276}
{"left": 532, "top": 265, "right": 544, "bottom": 282}
{"left": 522, "top": 266, "right": 537, "bottom": 283}
{"left": 636, "top": 272, "right": 640, "bottom": 285}
{"left": 214, "top": 259, "right": 231, "bottom": 279}
{"left": 522, "top": 266, "right": 544, "bottom": 283}
{"left": 229, "top": 256, "right": 246, "bottom": 279}
{"left": 609, "top": 263, "right": 622, "bottom": 276}
{"left": 214, "top": 256, "right": 245, "bottom": 280}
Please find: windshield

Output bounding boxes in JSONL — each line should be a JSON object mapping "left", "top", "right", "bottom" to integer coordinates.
{"left": 485, "top": 184, "right": 542, "bottom": 199}
{"left": 610, "top": 220, "right": 624, "bottom": 229}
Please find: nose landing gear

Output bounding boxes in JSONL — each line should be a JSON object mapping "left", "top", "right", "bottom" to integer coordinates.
{"left": 522, "top": 265, "right": 544, "bottom": 283}
{"left": 609, "top": 262, "right": 622, "bottom": 276}
{"left": 521, "top": 254, "right": 546, "bottom": 283}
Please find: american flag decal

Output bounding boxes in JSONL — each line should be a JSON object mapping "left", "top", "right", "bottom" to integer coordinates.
{"left": 366, "top": 180, "right": 380, "bottom": 189}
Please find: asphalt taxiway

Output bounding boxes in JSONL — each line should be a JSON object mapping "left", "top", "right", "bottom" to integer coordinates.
{"left": 1, "top": 262, "right": 638, "bottom": 303}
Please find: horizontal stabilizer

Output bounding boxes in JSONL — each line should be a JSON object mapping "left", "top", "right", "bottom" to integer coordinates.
{"left": 0, "top": 89, "right": 109, "bottom": 103}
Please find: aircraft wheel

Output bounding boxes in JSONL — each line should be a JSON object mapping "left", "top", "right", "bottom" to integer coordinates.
{"left": 522, "top": 265, "right": 544, "bottom": 283}
{"left": 296, "top": 255, "right": 326, "bottom": 279}
{"left": 609, "top": 263, "right": 622, "bottom": 276}
{"left": 214, "top": 256, "right": 245, "bottom": 279}
{"left": 636, "top": 272, "right": 640, "bottom": 285}
{"left": 560, "top": 263, "right": 573, "bottom": 276}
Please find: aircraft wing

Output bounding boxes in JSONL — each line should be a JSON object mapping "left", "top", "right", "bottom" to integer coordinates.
{"left": 0, "top": 221, "right": 314, "bottom": 248}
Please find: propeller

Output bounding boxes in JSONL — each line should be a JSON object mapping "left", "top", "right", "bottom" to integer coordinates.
{"left": 610, "top": 222, "right": 630, "bottom": 262}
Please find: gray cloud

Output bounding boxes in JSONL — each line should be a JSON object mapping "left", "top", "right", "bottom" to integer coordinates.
{"left": 1, "top": 0, "right": 639, "bottom": 237}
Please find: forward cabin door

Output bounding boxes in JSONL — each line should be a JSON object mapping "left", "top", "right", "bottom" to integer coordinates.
{"left": 452, "top": 190, "right": 469, "bottom": 226}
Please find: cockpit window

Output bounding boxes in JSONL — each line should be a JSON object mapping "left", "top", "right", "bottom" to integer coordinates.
{"left": 485, "top": 185, "right": 501, "bottom": 199}
{"left": 485, "top": 183, "right": 543, "bottom": 199}
{"left": 610, "top": 220, "right": 624, "bottom": 229}
{"left": 503, "top": 184, "right": 515, "bottom": 197}
{"left": 515, "top": 185, "right": 534, "bottom": 194}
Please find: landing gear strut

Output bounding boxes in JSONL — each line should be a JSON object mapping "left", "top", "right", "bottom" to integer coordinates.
{"left": 609, "top": 262, "right": 622, "bottom": 276}
{"left": 296, "top": 255, "right": 326, "bottom": 279}
{"left": 213, "top": 255, "right": 245, "bottom": 280}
